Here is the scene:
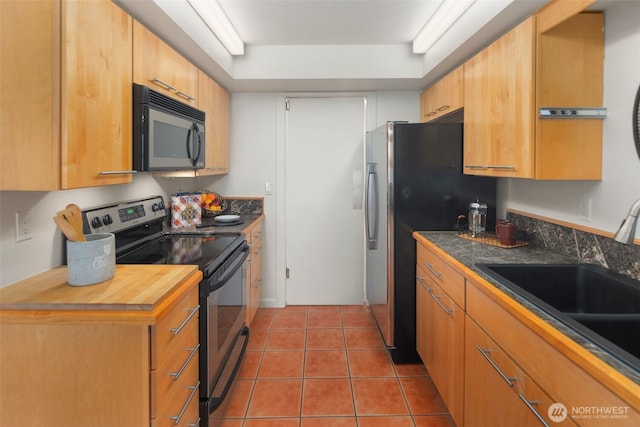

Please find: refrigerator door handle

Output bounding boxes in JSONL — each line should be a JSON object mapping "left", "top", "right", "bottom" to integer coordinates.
{"left": 365, "top": 163, "right": 378, "bottom": 249}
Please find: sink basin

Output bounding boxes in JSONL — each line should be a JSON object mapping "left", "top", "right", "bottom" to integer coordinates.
{"left": 477, "top": 263, "right": 640, "bottom": 372}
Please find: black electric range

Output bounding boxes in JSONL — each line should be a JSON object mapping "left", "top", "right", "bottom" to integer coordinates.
{"left": 81, "top": 196, "right": 250, "bottom": 427}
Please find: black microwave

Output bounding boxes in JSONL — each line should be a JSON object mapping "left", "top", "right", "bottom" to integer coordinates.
{"left": 132, "top": 83, "right": 205, "bottom": 171}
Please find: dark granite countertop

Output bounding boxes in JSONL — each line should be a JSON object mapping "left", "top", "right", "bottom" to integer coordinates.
{"left": 415, "top": 231, "right": 640, "bottom": 386}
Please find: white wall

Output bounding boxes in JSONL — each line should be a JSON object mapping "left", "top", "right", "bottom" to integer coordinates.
{"left": 208, "top": 91, "right": 420, "bottom": 307}
{"left": 503, "top": 1, "right": 640, "bottom": 240}
{"left": 0, "top": 174, "right": 203, "bottom": 287}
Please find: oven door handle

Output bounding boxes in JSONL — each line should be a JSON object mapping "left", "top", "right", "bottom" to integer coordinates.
{"left": 206, "top": 244, "right": 249, "bottom": 293}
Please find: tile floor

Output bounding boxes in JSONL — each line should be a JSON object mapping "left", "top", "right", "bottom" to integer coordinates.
{"left": 210, "top": 305, "right": 456, "bottom": 427}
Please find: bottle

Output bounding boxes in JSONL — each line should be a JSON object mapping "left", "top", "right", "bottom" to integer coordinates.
{"left": 469, "top": 197, "right": 487, "bottom": 238}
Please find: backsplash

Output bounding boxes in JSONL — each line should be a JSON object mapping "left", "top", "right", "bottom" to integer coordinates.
{"left": 507, "top": 212, "right": 640, "bottom": 281}
{"left": 224, "top": 197, "right": 264, "bottom": 215}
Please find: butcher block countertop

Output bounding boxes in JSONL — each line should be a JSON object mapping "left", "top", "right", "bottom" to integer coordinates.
{"left": 0, "top": 265, "right": 202, "bottom": 324}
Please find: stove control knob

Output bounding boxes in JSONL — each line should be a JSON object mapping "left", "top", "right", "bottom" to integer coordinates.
{"left": 158, "top": 201, "right": 165, "bottom": 210}
{"left": 151, "top": 203, "right": 159, "bottom": 212}
{"left": 102, "top": 214, "right": 113, "bottom": 225}
{"left": 91, "top": 217, "right": 102, "bottom": 228}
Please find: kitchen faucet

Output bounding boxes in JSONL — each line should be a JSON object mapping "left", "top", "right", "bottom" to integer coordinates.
{"left": 614, "top": 198, "right": 640, "bottom": 244}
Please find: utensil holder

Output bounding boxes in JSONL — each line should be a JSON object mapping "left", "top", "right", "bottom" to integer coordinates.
{"left": 66, "top": 233, "right": 115, "bottom": 286}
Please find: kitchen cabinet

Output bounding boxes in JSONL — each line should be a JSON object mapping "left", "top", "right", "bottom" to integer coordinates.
{"left": 0, "top": 0, "right": 133, "bottom": 190}
{"left": 463, "top": 11, "right": 604, "bottom": 179}
{"left": 0, "top": 265, "right": 202, "bottom": 427}
{"left": 413, "top": 232, "right": 640, "bottom": 426}
{"left": 465, "top": 314, "right": 571, "bottom": 427}
{"left": 245, "top": 217, "right": 264, "bottom": 326}
{"left": 415, "top": 243, "right": 465, "bottom": 426}
{"left": 466, "top": 279, "right": 640, "bottom": 426}
{"left": 420, "top": 65, "right": 464, "bottom": 123}
{"left": 197, "top": 71, "right": 231, "bottom": 176}
{"left": 133, "top": 20, "right": 199, "bottom": 107}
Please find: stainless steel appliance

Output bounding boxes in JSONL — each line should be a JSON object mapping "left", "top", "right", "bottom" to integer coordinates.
{"left": 80, "top": 196, "right": 248, "bottom": 427}
{"left": 365, "top": 122, "right": 497, "bottom": 363}
{"left": 133, "top": 83, "right": 205, "bottom": 171}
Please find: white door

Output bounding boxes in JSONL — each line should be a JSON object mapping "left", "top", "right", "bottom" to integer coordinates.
{"left": 285, "top": 97, "right": 366, "bottom": 305}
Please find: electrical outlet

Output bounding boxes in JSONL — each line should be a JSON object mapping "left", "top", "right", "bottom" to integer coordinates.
{"left": 265, "top": 180, "right": 273, "bottom": 195}
{"left": 577, "top": 197, "right": 592, "bottom": 221}
{"left": 15, "top": 210, "right": 33, "bottom": 242}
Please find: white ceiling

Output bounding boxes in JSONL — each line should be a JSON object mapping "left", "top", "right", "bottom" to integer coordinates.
{"left": 217, "top": 0, "right": 442, "bottom": 46}
{"left": 116, "top": 0, "right": 553, "bottom": 92}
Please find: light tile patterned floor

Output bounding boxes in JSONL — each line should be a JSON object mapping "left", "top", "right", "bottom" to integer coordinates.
{"left": 210, "top": 305, "right": 456, "bottom": 427}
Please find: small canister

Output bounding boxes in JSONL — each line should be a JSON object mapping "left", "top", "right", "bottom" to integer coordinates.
{"left": 469, "top": 197, "right": 487, "bottom": 238}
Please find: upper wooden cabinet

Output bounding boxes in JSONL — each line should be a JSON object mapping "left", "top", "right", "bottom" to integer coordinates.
{"left": 197, "top": 71, "right": 230, "bottom": 176}
{"left": 420, "top": 65, "right": 464, "bottom": 123}
{"left": 463, "top": 12, "right": 604, "bottom": 180}
{"left": 0, "top": 0, "right": 133, "bottom": 190}
{"left": 133, "top": 21, "right": 199, "bottom": 107}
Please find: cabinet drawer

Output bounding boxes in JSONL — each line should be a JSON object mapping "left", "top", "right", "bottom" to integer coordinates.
{"left": 465, "top": 315, "right": 569, "bottom": 427}
{"left": 467, "top": 281, "right": 640, "bottom": 425}
{"left": 251, "top": 220, "right": 264, "bottom": 244}
{"left": 153, "top": 323, "right": 199, "bottom": 408}
{"left": 154, "top": 355, "right": 200, "bottom": 427}
{"left": 250, "top": 243, "right": 263, "bottom": 285}
{"left": 152, "top": 286, "right": 199, "bottom": 369}
{"left": 417, "top": 242, "right": 465, "bottom": 308}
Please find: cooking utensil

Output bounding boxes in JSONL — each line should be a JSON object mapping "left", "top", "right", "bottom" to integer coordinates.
{"left": 53, "top": 214, "right": 78, "bottom": 242}
{"left": 65, "top": 204, "right": 85, "bottom": 242}
{"left": 54, "top": 204, "right": 86, "bottom": 242}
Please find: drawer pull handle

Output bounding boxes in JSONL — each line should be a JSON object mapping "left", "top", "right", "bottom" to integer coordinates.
{"left": 170, "top": 306, "right": 200, "bottom": 336}
{"left": 435, "top": 105, "right": 450, "bottom": 112}
{"left": 422, "top": 262, "right": 442, "bottom": 278}
{"left": 175, "top": 90, "right": 196, "bottom": 102}
{"left": 518, "top": 393, "right": 550, "bottom": 427}
{"left": 189, "top": 417, "right": 201, "bottom": 427}
{"left": 465, "top": 165, "right": 486, "bottom": 169}
{"left": 151, "top": 77, "right": 176, "bottom": 91}
{"left": 416, "top": 276, "right": 434, "bottom": 293}
{"left": 98, "top": 170, "right": 137, "bottom": 175}
{"left": 431, "top": 294, "right": 453, "bottom": 315}
{"left": 169, "top": 381, "right": 200, "bottom": 425}
{"left": 170, "top": 344, "right": 200, "bottom": 381}
{"left": 477, "top": 346, "right": 516, "bottom": 387}
{"left": 486, "top": 165, "right": 516, "bottom": 170}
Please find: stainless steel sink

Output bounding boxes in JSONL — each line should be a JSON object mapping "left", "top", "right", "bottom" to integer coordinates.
{"left": 477, "top": 263, "right": 640, "bottom": 372}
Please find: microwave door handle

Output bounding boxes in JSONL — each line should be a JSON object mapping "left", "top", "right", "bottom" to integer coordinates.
{"left": 185, "top": 127, "right": 194, "bottom": 165}
{"left": 193, "top": 124, "right": 203, "bottom": 166}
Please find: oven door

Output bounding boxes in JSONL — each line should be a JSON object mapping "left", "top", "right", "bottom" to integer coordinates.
{"left": 199, "top": 242, "right": 249, "bottom": 421}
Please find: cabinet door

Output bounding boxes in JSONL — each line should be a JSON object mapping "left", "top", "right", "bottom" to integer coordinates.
{"left": 197, "top": 71, "right": 230, "bottom": 176}
{"left": 133, "top": 21, "right": 198, "bottom": 106}
{"left": 62, "top": 0, "right": 133, "bottom": 188}
{"left": 464, "top": 17, "right": 536, "bottom": 178}
{"left": 0, "top": 0, "right": 60, "bottom": 190}
{"left": 465, "top": 315, "right": 573, "bottom": 427}
{"left": 416, "top": 266, "right": 464, "bottom": 426}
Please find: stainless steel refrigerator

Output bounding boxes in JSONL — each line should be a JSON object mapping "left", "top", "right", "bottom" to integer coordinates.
{"left": 365, "top": 121, "right": 496, "bottom": 363}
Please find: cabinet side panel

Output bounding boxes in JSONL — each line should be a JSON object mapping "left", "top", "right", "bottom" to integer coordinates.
{"left": 0, "top": 323, "right": 150, "bottom": 427}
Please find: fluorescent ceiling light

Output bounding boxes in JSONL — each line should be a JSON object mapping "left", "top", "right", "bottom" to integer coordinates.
{"left": 413, "top": 0, "right": 476, "bottom": 54}
{"left": 187, "top": 0, "right": 244, "bottom": 56}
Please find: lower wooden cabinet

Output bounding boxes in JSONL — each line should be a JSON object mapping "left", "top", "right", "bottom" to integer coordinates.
{"left": 416, "top": 263, "right": 464, "bottom": 426}
{"left": 465, "top": 314, "right": 571, "bottom": 427}
{"left": 244, "top": 218, "right": 264, "bottom": 326}
{"left": 414, "top": 234, "right": 640, "bottom": 426}
{"left": 0, "top": 269, "right": 201, "bottom": 427}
